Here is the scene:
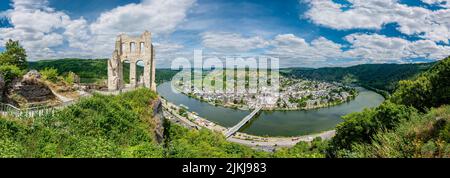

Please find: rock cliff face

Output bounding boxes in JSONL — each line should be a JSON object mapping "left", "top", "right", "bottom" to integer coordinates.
{"left": 0, "top": 74, "right": 5, "bottom": 101}
{"left": 11, "top": 70, "right": 55, "bottom": 102}
{"left": 152, "top": 98, "right": 164, "bottom": 143}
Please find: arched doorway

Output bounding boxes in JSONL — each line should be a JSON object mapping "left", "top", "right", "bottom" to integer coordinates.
{"left": 136, "top": 60, "right": 145, "bottom": 87}
{"left": 122, "top": 59, "right": 131, "bottom": 88}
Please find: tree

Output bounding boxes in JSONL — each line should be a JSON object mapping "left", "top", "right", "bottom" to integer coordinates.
{"left": 329, "top": 101, "right": 417, "bottom": 155}
{"left": 391, "top": 76, "right": 432, "bottom": 111}
{"left": 0, "top": 64, "right": 24, "bottom": 101}
{"left": 391, "top": 56, "right": 450, "bottom": 111}
{"left": 0, "top": 64, "right": 23, "bottom": 86}
{"left": 330, "top": 108, "right": 377, "bottom": 152}
{"left": 0, "top": 39, "right": 28, "bottom": 70}
{"left": 273, "top": 140, "right": 326, "bottom": 158}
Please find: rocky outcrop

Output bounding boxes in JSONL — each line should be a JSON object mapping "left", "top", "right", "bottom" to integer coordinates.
{"left": 24, "top": 70, "right": 41, "bottom": 80}
{"left": 152, "top": 98, "right": 164, "bottom": 143}
{"left": 0, "top": 74, "right": 5, "bottom": 101}
{"left": 11, "top": 70, "right": 55, "bottom": 102}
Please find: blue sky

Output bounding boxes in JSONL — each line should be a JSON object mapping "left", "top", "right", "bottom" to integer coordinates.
{"left": 0, "top": 0, "right": 449, "bottom": 68}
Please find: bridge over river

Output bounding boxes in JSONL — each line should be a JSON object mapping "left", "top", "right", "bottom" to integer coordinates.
{"left": 225, "top": 106, "right": 262, "bottom": 138}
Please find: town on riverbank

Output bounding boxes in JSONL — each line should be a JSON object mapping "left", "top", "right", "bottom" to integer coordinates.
{"left": 173, "top": 70, "right": 358, "bottom": 111}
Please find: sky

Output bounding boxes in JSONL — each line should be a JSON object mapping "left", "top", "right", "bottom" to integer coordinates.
{"left": 0, "top": 0, "right": 449, "bottom": 68}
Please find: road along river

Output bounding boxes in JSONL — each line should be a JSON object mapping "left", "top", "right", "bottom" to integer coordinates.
{"left": 157, "top": 81, "right": 384, "bottom": 137}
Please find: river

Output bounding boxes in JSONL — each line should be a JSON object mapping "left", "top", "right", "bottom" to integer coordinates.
{"left": 157, "top": 81, "right": 385, "bottom": 137}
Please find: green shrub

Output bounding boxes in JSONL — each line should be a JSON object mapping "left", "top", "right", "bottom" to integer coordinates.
{"left": 330, "top": 101, "right": 418, "bottom": 153}
{"left": 64, "top": 71, "right": 77, "bottom": 85}
{"left": 348, "top": 106, "right": 450, "bottom": 158}
{"left": 273, "top": 138, "right": 328, "bottom": 158}
{"left": 0, "top": 64, "right": 24, "bottom": 86}
{"left": 122, "top": 143, "right": 164, "bottom": 158}
{"left": 39, "top": 67, "right": 59, "bottom": 83}
{"left": 392, "top": 57, "right": 450, "bottom": 111}
{"left": 164, "top": 122, "right": 268, "bottom": 158}
{"left": 0, "top": 88, "right": 163, "bottom": 158}
{"left": 0, "top": 139, "right": 26, "bottom": 158}
{"left": 0, "top": 118, "right": 29, "bottom": 158}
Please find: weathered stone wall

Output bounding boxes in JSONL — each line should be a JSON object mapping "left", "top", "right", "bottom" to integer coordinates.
{"left": 108, "top": 31, "right": 156, "bottom": 91}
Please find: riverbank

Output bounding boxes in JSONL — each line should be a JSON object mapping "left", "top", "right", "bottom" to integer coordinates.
{"left": 158, "top": 82, "right": 385, "bottom": 137}
{"left": 182, "top": 90, "right": 359, "bottom": 112}
{"left": 173, "top": 74, "right": 359, "bottom": 111}
{"left": 228, "top": 130, "right": 335, "bottom": 151}
{"left": 160, "top": 97, "right": 335, "bottom": 151}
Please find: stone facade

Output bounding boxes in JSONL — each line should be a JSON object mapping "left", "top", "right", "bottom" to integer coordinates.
{"left": 108, "top": 31, "right": 156, "bottom": 91}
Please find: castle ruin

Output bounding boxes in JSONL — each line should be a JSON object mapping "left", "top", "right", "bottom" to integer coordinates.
{"left": 108, "top": 31, "right": 156, "bottom": 91}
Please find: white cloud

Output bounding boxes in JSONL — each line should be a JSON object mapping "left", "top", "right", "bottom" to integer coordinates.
{"left": 63, "top": 18, "right": 91, "bottom": 50}
{"left": 407, "top": 39, "right": 450, "bottom": 59}
{"left": 267, "top": 33, "right": 449, "bottom": 66}
{"left": 201, "top": 32, "right": 270, "bottom": 52}
{"left": 344, "top": 33, "right": 450, "bottom": 62}
{"left": 198, "top": 31, "right": 449, "bottom": 67}
{"left": 0, "top": 0, "right": 69, "bottom": 58}
{"left": 268, "top": 34, "right": 344, "bottom": 63}
{"left": 90, "top": 0, "right": 196, "bottom": 36}
{"left": 12, "top": 0, "right": 51, "bottom": 11}
{"left": 0, "top": 0, "right": 195, "bottom": 60}
{"left": 0, "top": 0, "right": 448, "bottom": 67}
{"left": 303, "top": 0, "right": 450, "bottom": 44}
{"left": 422, "top": 0, "right": 450, "bottom": 8}
{"left": 154, "top": 42, "right": 184, "bottom": 53}
{"left": 84, "top": 0, "right": 195, "bottom": 58}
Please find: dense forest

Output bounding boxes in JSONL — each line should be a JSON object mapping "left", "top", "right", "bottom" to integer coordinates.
{"left": 28, "top": 58, "right": 178, "bottom": 84}
{"left": 0, "top": 88, "right": 326, "bottom": 158}
{"left": 329, "top": 56, "right": 450, "bottom": 157}
{"left": 2, "top": 56, "right": 448, "bottom": 157}
{"left": 281, "top": 62, "right": 434, "bottom": 95}
{"left": 2, "top": 40, "right": 449, "bottom": 157}
{"left": 29, "top": 58, "right": 433, "bottom": 96}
